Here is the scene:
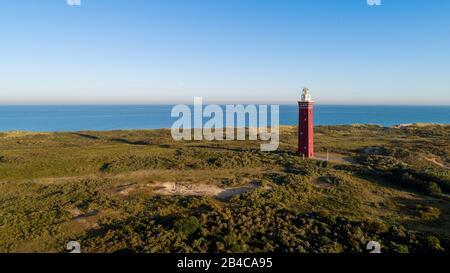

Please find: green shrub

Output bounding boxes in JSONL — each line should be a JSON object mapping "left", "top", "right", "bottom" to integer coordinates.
{"left": 389, "top": 243, "right": 409, "bottom": 253}
{"left": 425, "top": 236, "right": 444, "bottom": 252}
{"left": 173, "top": 216, "right": 202, "bottom": 236}
{"left": 425, "top": 182, "right": 442, "bottom": 197}
{"left": 417, "top": 206, "right": 441, "bottom": 221}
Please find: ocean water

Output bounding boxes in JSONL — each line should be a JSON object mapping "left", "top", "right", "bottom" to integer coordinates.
{"left": 0, "top": 105, "right": 448, "bottom": 132}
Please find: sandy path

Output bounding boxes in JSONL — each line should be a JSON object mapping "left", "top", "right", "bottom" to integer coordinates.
{"left": 423, "top": 156, "right": 449, "bottom": 170}
{"left": 117, "top": 181, "right": 265, "bottom": 200}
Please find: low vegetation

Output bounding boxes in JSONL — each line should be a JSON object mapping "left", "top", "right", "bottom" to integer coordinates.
{"left": 0, "top": 124, "right": 449, "bottom": 253}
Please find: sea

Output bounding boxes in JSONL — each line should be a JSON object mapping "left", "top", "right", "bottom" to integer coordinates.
{"left": 0, "top": 105, "right": 448, "bottom": 132}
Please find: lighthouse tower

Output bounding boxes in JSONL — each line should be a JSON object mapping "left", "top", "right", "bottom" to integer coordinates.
{"left": 298, "top": 87, "right": 314, "bottom": 158}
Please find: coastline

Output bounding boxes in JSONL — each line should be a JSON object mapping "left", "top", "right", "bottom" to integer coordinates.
{"left": 0, "top": 123, "right": 448, "bottom": 134}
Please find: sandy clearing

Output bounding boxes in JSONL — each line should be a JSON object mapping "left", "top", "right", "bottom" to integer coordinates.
{"left": 117, "top": 181, "right": 268, "bottom": 200}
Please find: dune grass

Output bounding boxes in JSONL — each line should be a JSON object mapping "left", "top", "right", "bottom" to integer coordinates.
{"left": 0, "top": 125, "right": 449, "bottom": 253}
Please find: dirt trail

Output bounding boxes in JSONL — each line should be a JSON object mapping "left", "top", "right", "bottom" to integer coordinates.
{"left": 423, "top": 156, "right": 449, "bottom": 170}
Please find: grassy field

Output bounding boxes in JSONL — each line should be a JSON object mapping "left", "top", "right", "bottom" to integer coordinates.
{"left": 0, "top": 124, "right": 449, "bottom": 253}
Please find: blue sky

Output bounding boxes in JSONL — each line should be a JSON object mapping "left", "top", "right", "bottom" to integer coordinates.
{"left": 0, "top": 0, "right": 449, "bottom": 105}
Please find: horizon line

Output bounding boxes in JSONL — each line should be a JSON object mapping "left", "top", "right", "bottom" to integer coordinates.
{"left": 0, "top": 103, "right": 449, "bottom": 107}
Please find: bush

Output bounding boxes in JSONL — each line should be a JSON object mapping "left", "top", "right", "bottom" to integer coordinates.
{"left": 425, "top": 182, "right": 442, "bottom": 197}
{"left": 413, "top": 170, "right": 450, "bottom": 194}
{"left": 389, "top": 243, "right": 409, "bottom": 253}
{"left": 323, "top": 175, "right": 344, "bottom": 186}
{"left": 417, "top": 206, "right": 441, "bottom": 221}
{"left": 173, "top": 216, "right": 202, "bottom": 236}
{"left": 425, "top": 236, "right": 444, "bottom": 252}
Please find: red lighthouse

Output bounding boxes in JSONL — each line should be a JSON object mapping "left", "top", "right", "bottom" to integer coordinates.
{"left": 298, "top": 87, "right": 314, "bottom": 158}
